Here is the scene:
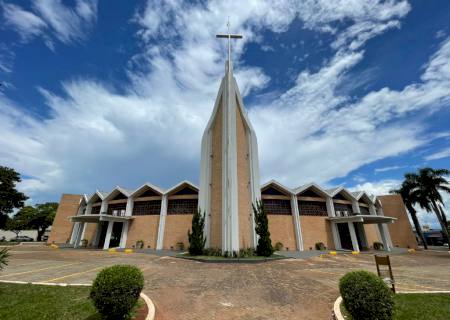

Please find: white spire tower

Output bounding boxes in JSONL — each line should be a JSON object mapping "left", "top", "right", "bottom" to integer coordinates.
{"left": 198, "top": 21, "right": 261, "bottom": 252}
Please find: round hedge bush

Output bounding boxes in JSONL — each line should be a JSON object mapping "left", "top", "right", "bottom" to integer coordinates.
{"left": 90, "top": 265, "right": 144, "bottom": 319}
{"left": 339, "top": 270, "right": 394, "bottom": 320}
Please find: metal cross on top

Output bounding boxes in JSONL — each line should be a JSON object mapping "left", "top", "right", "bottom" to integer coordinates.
{"left": 216, "top": 19, "right": 242, "bottom": 70}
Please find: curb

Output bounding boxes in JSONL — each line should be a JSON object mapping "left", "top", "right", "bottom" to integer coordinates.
{"left": 140, "top": 292, "right": 156, "bottom": 320}
{"left": 333, "top": 296, "right": 344, "bottom": 320}
{"left": 0, "top": 280, "right": 155, "bottom": 320}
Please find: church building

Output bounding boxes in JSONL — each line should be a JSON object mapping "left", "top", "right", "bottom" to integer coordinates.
{"left": 48, "top": 32, "right": 417, "bottom": 253}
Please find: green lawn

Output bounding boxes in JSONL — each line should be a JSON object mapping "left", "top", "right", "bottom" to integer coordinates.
{"left": 341, "top": 293, "right": 450, "bottom": 320}
{"left": 0, "top": 283, "right": 101, "bottom": 320}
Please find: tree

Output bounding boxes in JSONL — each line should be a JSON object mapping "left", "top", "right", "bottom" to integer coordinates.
{"left": 5, "top": 213, "right": 27, "bottom": 237}
{"left": 414, "top": 168, "right": 450, "bottom": 247}
{"left": 391, "top": 174, "right": 428, "bottom": 249}
{"left": 252, "top": 200, "right": 273, "bottom": 257}
{"left": 13, "top": 203, "right": 58, "bottom": 241}
{"left": 188, "top": 208, "right": 206, "bottom": 255}
{"left": 0, "top": 248, "right": 9, "bottom": 271}
{"left": 0, "top": 166, "right": 28, "bottom": 228}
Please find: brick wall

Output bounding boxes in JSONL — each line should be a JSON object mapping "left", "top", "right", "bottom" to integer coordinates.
{"left": 209, "top": 100, "right": 223, "bottom": 248}
{"left": 378, "top": 194, "right": 418, "bottom": 249}
{"left": 236, "top": 105, "right": 252, "bottom": 248}
{"left": 126, "top": 215, "right": 160, "bottom": 249}
{"left": 48, "top": 194, "right": 81, "bottom": 244}
{"left": 364, "top": 224, "right": 380, "bottom": 248}
{"left": 268, "top": 215, "right": 297, "bottom": 250}
{"left": 163, "top": 215, "right": 192, "bottom": 250}
{"left": 300, "top": 216, "right": 334, "bottom": 250}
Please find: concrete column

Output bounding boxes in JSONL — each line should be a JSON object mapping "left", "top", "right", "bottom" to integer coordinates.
{"left": 291, "top": 195, "right": 303, "bottom": 251}
{"left": 76, "top": 222, "right": 87, "bottom": 248}
{"left": 325, "top": 196, "right": 336, "bottom": 217}
{"left": 348, "top": 222, "right": 360, "bottom": 252}
{"left": 100, "top": 200, "right": 108, "bottom": 215}
{"left": 331, "top": 222, "right": 342, "bottom": 250}
{"left": 70, "top": 222, "right": 80, "bottom": 244}
{"left": 103, "top": 221, "right": 114, "bottom": 250}
{"left": 119, "top": 221, "right": 129, "bottom": 248}
{"left": 369, "top": 204, "right": 377, "bottom": 215}
{"left": 126, "top": 198, "right": 134, "bottom": 216}
{"left": 352, "top": 200, "right": 360, "bottom": 215}
{"left": 378, "top": 223, "right": 391, "bottom": 251}
{"left": 156, "top": 195, "right": 168, "bottom": 250}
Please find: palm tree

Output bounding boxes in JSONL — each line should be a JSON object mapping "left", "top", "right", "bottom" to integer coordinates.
{"left": 391, "top": 174, "right": 428, "bottom": 249}
{"left": 414, "top": 168, "right": 450, "bottom": 247}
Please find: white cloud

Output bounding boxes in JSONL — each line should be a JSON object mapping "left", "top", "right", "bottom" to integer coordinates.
{"left": 424, "top": 147, "right": 450, "bottom": 161}
{"left": 1, "top": 3, "right": 47, "bottom": 41}
{"left": 1, "top": 0, "right": 98, "bottom": 49}
{"left": 1, "top": 0, "right": 450, "bottom": 205}
{"left": 33, "top": 0, "right": 98, "bottom": 44}
{"left": 374, "top": 165, "right": 407, "bottom": 173}
{"left": 351, "top": 179, "right": 401, "bottom": 196}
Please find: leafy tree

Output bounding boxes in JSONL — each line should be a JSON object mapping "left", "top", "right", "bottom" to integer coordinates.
{"left": 0, "top": 166, "right": 28, "bottom": 228}
{"left": 5, "top": 213, "right": 27, "bottom": 237}
{"left": 252, "top": 199, "right": 273, "bottom": 257}
{"left": 13, "top": 203, "right": 58, "bottom": 241}
{"left": 188, "top": 208, "right": 206, "bottom": 255}
{"left": 0, "top": 248, "right": 9, "bottom": 271}
{"left": 391, "top": 174, "right": 428, "bottom": 249}
{"left": 414, "top": 168, "right": 450, "bottom": 247}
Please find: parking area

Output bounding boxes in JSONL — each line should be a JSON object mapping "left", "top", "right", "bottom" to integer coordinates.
{"left": 1, "top": 245, "right": 450, "bottom": 320}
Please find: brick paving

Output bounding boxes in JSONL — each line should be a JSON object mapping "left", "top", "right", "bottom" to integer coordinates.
{"left": 1, "top": 245, "right": 450, "bottom": 319}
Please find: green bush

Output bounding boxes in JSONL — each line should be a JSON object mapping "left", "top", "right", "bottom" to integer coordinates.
{"left": 339, "top": 270, "right": 394, "bottom": 320}
{"left": 80, "top": 239, "right": 88, "bottom": 248}
{"left": 374, "top": 242, "right": 384, "bottom": 250}
{"left": 274, "top": 242, "right": 283, "bottom": 251}
{"left": 315, "top": 242, "right": 326, "bottom": 250}
{"left": 90, "top": 265, "right": 144, "bottom": 319}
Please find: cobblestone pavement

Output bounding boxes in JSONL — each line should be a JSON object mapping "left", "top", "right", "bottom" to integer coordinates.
{"left": 1, "top": 245, "right": 450, "bottom": 320}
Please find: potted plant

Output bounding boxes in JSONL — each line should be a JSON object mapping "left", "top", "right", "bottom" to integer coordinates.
{"left": 135, "top": 240, "right": 144, "bottom": 249}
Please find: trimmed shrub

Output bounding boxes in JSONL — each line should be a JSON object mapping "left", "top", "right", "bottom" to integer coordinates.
{"left": 253, "top": 200, "right": 274, "bottom": 257}
{"left": 90, "top": 265, "right": 144, "bottom": 319}
{"left": 339, "top": 270, "right": 394, "bottom": 320}
{"left": 374, "top": 241, "right": 384, "bottom": 250}
{"left": 315, "top": 242, "right": 326, "bottom": 250}
{"left": 274, "top": 242, "right": 283, "bottom": 251}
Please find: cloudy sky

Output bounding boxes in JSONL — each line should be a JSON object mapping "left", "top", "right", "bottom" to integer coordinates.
{"left": 1, "top": 1, "right": 449, "bottom": 227}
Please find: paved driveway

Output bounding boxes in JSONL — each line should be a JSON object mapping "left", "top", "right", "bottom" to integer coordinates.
{"left": 1, "top": 245, "right": 450, "bottom": 319}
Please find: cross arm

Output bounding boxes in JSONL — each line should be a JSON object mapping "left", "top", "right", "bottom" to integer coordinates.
{"left": 216, "top": 34, "right": 243, "bottom": 39}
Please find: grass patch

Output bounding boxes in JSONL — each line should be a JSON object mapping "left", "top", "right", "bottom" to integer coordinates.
{"left": 340, "top": 293, "right": 450, "bottom": 320}
{"left": 0, "top": 241, "right": 19, "bottom": 246}
{"left": 0, "top": 283, "right": 145, "bottom": 320}
{"left": 394, "top": 293, "right": 450, "bottom": 320}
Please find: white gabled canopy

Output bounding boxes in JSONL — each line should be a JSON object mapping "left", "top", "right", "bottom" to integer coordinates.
{"left": 165, "top": 180, "right": 199, "bottom": 196}
{"left": 130, "top": 182, "right": 164, "bottom": 198}
{"left": 87, "top": 190, "right": 108, "bottom": 204}
{"left": 104, "top": 186, "right": 132, "bottom": 201}
{"left": 328, "top": 186, "right": 357, "bottom": 201}
{"left": 295, "top": 182, "right": 329, "bottom": 198}
{"left": 261, "top": 179, "right": 293, "bottom": 196}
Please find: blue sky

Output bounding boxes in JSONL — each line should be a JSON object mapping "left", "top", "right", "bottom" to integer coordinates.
{"left": 1, "top": 1, "right": 449, "bottom": 227}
